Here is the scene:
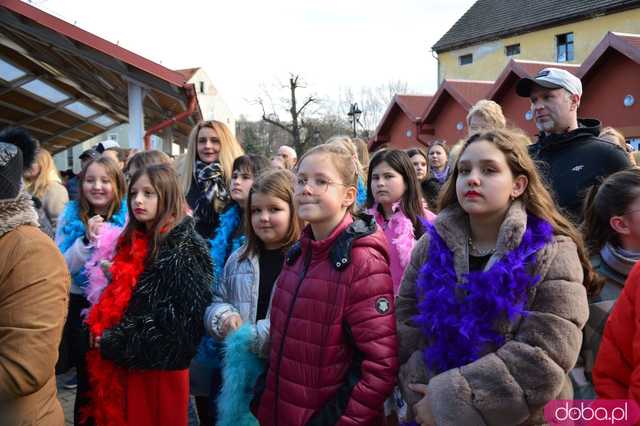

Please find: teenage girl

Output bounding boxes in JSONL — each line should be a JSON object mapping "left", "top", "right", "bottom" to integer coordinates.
{"left": 207, "top": 169, "right": 302, "bottom": 425}
{"left": 84, "top": 164, "right": 212, "bottom": 426}
{"left": 55, "top": 156, "right": 127, "bottom": 425}
{"left": 397, "top": 129, "right": 593, "bottom": 425}
{"left": 253, "top": 144, "right": 398, "bottom": 425}
{"left": 366, "top": 149, "right": 435, "bottom": 295}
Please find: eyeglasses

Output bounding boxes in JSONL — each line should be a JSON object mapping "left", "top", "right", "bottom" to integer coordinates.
{"left": 294, "top": 176, "right": 351, "bottom": 194}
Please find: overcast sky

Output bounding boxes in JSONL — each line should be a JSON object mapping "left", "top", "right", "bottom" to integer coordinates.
{"left": 32, "top": 0, "right": 476, "bottom": 119}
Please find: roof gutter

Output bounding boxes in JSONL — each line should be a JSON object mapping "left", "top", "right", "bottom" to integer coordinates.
{"left": 143, "top": 83, "right": 198, "bottom": 150}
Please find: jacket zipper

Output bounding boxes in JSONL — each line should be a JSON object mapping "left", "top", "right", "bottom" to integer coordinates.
{"left": 273, "top": 243, "right": 312, "bottom": 425}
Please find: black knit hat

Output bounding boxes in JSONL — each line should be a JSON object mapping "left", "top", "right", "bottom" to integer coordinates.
{"left": 0, "top": 127, "right": 37, "bottom": 201}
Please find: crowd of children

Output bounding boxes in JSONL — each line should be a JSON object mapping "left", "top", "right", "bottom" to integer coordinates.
{"left": 3, "top": 89, "right": 640, "bottom": 426}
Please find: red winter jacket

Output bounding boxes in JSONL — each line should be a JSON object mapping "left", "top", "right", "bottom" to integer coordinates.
{"left": 593, "top": 261, "right": 640, "bottom": 401}
{"left": 254, "top": 213, "right": 398, "bottom": 425}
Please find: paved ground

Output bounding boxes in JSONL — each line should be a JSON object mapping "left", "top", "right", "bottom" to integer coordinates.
{"left": 56, "top": 370, "right": 76, "bottom": 425}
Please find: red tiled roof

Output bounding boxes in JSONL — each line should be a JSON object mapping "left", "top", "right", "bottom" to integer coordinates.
{"left": 579, "top": 31, "right": 640, "bottom": 79}
{"left": 396, "top": 95, "right": 433, "bottom": 121}
{"left": 421, "top": 80, "right": 493, "bottom": 124}
{"left": 370, "top": 94, "right": 433, "bottom": 148}
{"left": 487, "top": 59, "right": 580, "bottom": 100}
{"left": 176, "top": 67, "right": 201, "bottom": 81}
{"left": 2, "top": 0, "right": 188, "bottom": 87}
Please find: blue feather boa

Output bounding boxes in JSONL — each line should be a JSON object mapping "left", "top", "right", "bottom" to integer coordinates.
{"left": 57, "top": 200, "right": 128, "bottom": 290}
{"left": 217, "top": 324, "right": 264, "bottom": 426}
{"left": 209, "top": 203, "right": 245, "bottom": 287}
{"left": 414, "top": 214, "right": 553, "bottom": 374}
{"left": 356, "top": 175, "right": 367, "bottom": 208}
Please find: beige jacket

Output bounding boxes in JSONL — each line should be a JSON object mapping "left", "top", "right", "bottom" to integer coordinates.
{"left": 0, "top": 192, "right": 70, "bottom": 425}
{"left": 397, "top": 201, "right": 588, "bottom": 425}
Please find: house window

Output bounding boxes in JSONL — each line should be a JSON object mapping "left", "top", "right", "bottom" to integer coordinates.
{"left": 459, "top": 53, "right": 473, "bottom": 65}
{"left": 556, "top": 32, "right": 574, "bottom": 62}
{"left": 107, "top": 133, "right": 118, "bottom": 142}
{"left": 505, "top": 43, "right": 520, "bottom": 56}
{"left": 199, "top": 81, "right": 205, "bottom": 94}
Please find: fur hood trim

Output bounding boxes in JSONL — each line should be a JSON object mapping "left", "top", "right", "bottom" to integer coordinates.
{"left": 0, "top": 191, "right": 39, "bottom": 238}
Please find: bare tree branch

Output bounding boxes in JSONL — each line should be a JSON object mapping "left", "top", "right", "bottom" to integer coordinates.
{"left": 296, "top": 96, "right": 317, "bottom": 116}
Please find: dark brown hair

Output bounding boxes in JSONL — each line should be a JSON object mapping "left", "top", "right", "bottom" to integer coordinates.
{"left": 120, "top": 164, "right": 187, "bottom": 260}
{"left": 78, "top": 156, "right": 126, "bottom": 225}
{"left": 124, "top": 150, "right": 172, "bottom": 177}
{"left": 581, "top": 168, "right": 640, "bottom": 255}
{"left": 241, "top": 169, "right": 302, "bottom": 259}
{"left": 232, "top": 154, "right": 272, "bottom": 178}
{"left": 439, "top": 129, "right": 601, "bottom": 296}
{"left": 366, "top": 149, "right": 425, "bottom": 239}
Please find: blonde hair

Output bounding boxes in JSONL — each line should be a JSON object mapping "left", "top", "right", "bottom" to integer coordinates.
{"left": 326, "top": 135, "right": 364, "bottom": 179}
{"left": 178, "top": 120, "right": 244, "bottom": 194}
{"left": 25, "top": 148, "right": 62, "bottom": 199}
{"left": 439, "top": 128, "right": 601, "bottom": 296}
{"left": 353, "top": 138, "right": 370, "bottom": 182}
{"left": 78, "top": 156, "right": 126, "bottom": 226}
{"left": 467, "top": 100, "right": 507, "bottom": 131}
{"left": 296, "top": 143, "right": 359, "bottom": 214}
{"left": 599, "top": 127, "right": 626, "bottom": 149}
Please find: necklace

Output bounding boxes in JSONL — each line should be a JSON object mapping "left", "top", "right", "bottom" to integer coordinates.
{"left": 468, "top": 236, "right": 496, "bottom": 256}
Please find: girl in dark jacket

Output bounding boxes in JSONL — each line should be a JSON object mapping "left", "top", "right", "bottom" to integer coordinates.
{"left": 254, "top": 143, "right": 398, "bottom": 425}
{"left": 84, "top": 164, "right": 212, "bottom": 426}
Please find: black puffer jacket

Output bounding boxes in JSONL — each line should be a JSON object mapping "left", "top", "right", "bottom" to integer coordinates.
{"left": 529, "top": 118, "right": 631, "bottom": 223}
{"left": 100, "top": 216, "right": 213, "bottom": 370}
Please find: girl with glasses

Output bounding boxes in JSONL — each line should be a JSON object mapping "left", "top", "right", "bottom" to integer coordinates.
{"left": 254, "top": 143, "right": 398, "bottom": 425}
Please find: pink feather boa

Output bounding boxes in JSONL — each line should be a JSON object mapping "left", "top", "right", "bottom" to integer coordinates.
{"left": 84, "top": 223, "right": 125, "bottom": 306}
{"left": 368, "top": 202, "right": 436, "bottom": 271}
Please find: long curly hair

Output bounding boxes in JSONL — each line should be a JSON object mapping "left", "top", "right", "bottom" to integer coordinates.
{"left": 439, "top": 128, "right": 601, "bottom": 296}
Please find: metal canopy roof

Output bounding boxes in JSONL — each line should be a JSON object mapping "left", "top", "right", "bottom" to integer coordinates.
{"left": 0, "top": 0, "right": 201, "bottom": 154}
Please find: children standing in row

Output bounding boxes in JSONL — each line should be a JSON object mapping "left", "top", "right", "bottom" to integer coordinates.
{"left": 253, "top": 144, "right": 398, "bottom": 425}
{"left": 366, "top": 149, "right": 435, "bottom": 296}
{"left": 84, "top": 164, "right": 212, "bottom": 426}
{"left": 208, "top": 169, "right": 302, "bottom": 425}
{"left": 55, "top": 156, "right": 127, "bottom": 425}
{"left": 396, "top": 129, "right": 592, "bottom": 425}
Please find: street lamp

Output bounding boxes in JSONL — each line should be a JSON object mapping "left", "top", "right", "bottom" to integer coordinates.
{"left": 347, "top": 103, "right": 362, "bottom": 137}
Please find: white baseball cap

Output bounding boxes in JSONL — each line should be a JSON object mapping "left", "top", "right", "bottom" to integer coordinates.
{"left": 516, "top": 68, "right": 582, "bottom": 97}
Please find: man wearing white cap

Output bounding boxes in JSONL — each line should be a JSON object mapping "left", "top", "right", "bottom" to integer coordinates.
{"left": 516, "top": 67, "right": 630, "bottom": 222}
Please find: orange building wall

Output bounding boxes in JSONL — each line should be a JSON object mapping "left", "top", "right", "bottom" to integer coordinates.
{"left": 580, "top": 52, "right": 640, "bottom": 138}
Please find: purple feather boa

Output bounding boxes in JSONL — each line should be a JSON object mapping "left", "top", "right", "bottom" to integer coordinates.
{"left": 414, "top": 214, "right": 553, "bottom": 374}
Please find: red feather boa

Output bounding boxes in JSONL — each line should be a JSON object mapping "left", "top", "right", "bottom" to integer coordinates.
{"left": 84, "top": 231, "right": 149, "bottom": 426}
